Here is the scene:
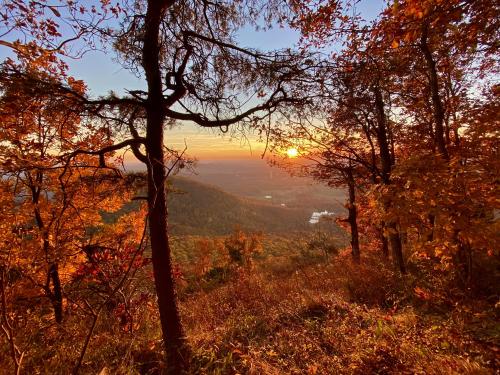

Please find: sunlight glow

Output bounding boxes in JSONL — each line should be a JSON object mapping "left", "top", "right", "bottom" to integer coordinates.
{"left": 286, "top": 148, "right": 299, "bottom": 158}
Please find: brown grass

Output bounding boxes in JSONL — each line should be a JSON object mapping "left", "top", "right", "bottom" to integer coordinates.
{"left": 2, "top": 237, "right": 498, "bottom": 374}
{"left": 180, "top": 251, "right": 498, "bottom": 374}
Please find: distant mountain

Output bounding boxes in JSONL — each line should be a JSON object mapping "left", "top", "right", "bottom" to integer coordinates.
{"left": 182, "top": 159, "right": 347, "bottom": 212}
{"left": 104, "top": 176, "right": 339, "bottom": 236}
{"left": 126, "top": 159, "right": 347, "bottom": 213}
{"left": 167, "top": 177, "right": 313, "bottom": 235}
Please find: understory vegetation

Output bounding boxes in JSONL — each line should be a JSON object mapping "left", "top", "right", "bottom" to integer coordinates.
{"left": 4, "top": 229, "right": 497, "bottom": 374}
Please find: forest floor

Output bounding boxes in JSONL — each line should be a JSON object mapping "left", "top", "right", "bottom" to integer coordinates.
{"left": 14, "top": 235, "right": 499, "bottom": 374}
{"left": 180, "top": 249, "right": 499, "bottom": 374}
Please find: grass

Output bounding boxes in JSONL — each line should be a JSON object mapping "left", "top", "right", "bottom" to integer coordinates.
{"left": 182, "top": 252, "right": 498, "bottom": 374}
{"left": 2, "top": 233, "right": 498, "bottom": 374}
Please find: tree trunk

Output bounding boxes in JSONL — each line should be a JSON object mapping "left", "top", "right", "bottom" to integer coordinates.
{"left": 454, "top": 230, "right": 473, "bottom": 287}
{"left": 142, "top": 1, "right": 189, "bottom": 372}
{"left": 420, "top": 24, "right": 449, "bottom": 160}
{"left": 146, "top": 149, "right": 188, "bottom": 372}
{"left": 31, "top": 177, "right": 64, "bottom": 323}
{"left": 48, "top": 264, "right": 63, "bottom": 324}
{"left": 387, "top": 223, "right": 406, "bottom": 274}
{"left": 373, "top": 85, "right": 406, "bottom": 273}
{"left": 373, "top": 86, "right": 392, "bottom": 186}
{"left": 379, "top": 222, "right": 389, "bottom": 259}
{"left": 426, "top": 213, "right": 435, "bottom": 242}
{"left": 346, "top": 169, "right": 360, "bottom": 262}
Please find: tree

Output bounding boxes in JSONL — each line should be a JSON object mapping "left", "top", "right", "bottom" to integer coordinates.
{"left": 0, "top": 53, "right": 150, "bottom": 373}
{"left": 285, "top": 0, "right": 499, "bottom": 276}
{"left": 269, "top": 114, "right": 366, "bottom": 262}
{"left": 0, "top": 55, "right": 131, "bottom": 325}
{"left": 1, "top": 1, "right": 314, "bottom": 371}
{"left": 372, "top": 0, "right": 499, "bottom": 279}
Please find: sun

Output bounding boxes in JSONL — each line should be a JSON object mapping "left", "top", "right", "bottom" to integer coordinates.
{"left": 286, "top": 147, "right": 299, "bottom": 158}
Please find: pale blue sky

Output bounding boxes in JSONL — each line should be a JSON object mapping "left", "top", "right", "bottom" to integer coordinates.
{"left": 60, "top": 0, "right": 384, "bottom": 97}
{"left": 0, "top": 0, "right": 385, "bottom": 161}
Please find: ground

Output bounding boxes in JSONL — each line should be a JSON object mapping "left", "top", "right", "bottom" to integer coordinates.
{"left": 7, "top": 234, "right": 499, "bottom": 374}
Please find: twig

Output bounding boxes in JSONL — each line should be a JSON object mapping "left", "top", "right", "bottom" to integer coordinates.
{"left": 72, "top": 215, "right": 149, "bottom": 374}
{"left": 0, "top": 270, "right": 25, "bottom": 375}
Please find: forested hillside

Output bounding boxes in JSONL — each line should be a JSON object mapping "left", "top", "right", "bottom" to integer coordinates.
{"left": 169, "top": 177, "right": 314, "bottom": 235}
{"left": 105, "top": 177, "right": 325, "bottom": 235}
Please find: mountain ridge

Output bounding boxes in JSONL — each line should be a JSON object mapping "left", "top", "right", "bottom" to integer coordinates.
{"left": 167, "top": 176, "right": 314, "bottom": 235}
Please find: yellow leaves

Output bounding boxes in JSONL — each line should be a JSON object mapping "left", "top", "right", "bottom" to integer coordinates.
{"left": 391, "top": 39, "right": 399, "bottom": 49}
{"left": 266, "top": 349, "right": 278, "bottom": 357}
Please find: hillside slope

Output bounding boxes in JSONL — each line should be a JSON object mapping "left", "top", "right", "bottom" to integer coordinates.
{"left": 105, "top": 176, "right": 336, "bottom": 236}
{"left": 167, "top": 177, "right": 314, "bottom": 235}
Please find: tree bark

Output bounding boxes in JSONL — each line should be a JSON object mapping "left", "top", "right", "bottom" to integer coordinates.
{"left": 373, "top": 86, "right": 392, "bottom": 186}
{"left": 420, "top": 24, "right": 449, "bottom": 160}
{"left": 387, "top": 223, "right": 406, "bottom": 273}
{"left": 48, "top": 264, "right": 63, "bottom": 324}
{"left": 345, "top": 169, "right": 360, "bottom": 262}
{"left": 373, "top": 85, "right": 406, "bottom": 273}
{"left": 426, "top": 213, "right": 435, "bottom": 242}
{"left": 380, "top": 224, "right": 389, "bottom": 258}
{"left": 142, "top": 1, "right": 189, "bottom": 372}
{"left": 454, "top": 230, "right": 473, "bottom": 287}
{"left": 31, "top": 174, "right": 64, "bottom": 323}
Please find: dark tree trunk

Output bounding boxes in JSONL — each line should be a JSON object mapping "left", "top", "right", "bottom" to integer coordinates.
{"left": 373, "top": 86, "right": 392, "bottom": 186}
{"left": 373, "top": 85, "right": 406, "bottom": 273}
{"left": 142, "top": 1, "right": 188, "bottom": 373}
{"left": 146, "top": 145, "right": 188, "bottom": 372}
{"left": 380, "top": 225, "right": 389, "bottom": 258}
{"left": 31, "top": 177, "right": 65, "bottom": 323}
{"left": 426, "top": 213, "right": 435, "bottom": 242}
{"left": 420, "top": 24, "right": 449, "bottom": 160}
{"left": 48, "top": 264, "right": 63, "bottom": 324}
{"left": 387, "top": 223, "right": 406, "bottom": 274}
{"left": 454, "top": 230, "right": 473, "bottom": 287}
{"left": 367, "top": 147, "right": 389, "bottom": 260}
{"left": 345, "top": 169, "right": 360, "bottom": 262}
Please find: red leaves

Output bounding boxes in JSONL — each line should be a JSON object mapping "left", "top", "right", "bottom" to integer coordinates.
{"left": 414, "top": 286, "right": 431, "bottom": 301}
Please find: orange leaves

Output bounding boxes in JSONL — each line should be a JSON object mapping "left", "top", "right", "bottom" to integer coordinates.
{"left": 0, "top": 58, "right": 142, "bottom": 327}
{"left": 290, "top": 0, "right": 349, "bottom": 46}
{"left": 66, "top": 76, "right": 86, "bottom": 94}
{"left": 414, "top": 286, "right": 431, "bottom": 300}
{"left": 224, "top": 228, "right": 263, "bottom": 269}
{"left": 307, "top": 364, "right": 319, "bottom": 374}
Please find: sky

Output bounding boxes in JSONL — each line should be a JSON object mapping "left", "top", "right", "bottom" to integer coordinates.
{"left": 66, "top": 23, "right": 304, "bottom": 162}
{"left": 0, "top": 1, "right": 385, "bottom": 162}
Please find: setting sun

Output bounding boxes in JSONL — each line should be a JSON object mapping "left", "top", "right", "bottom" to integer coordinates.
{"left": 286, "top": 147, "right": 299, "bottom": 158}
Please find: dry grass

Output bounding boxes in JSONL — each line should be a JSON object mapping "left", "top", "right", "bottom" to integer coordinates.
{"left": 2, "top": 238, "right": 498, "bottom": 374}
{"left": 181, "top": 252, "right": 499, "bottom": 374}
